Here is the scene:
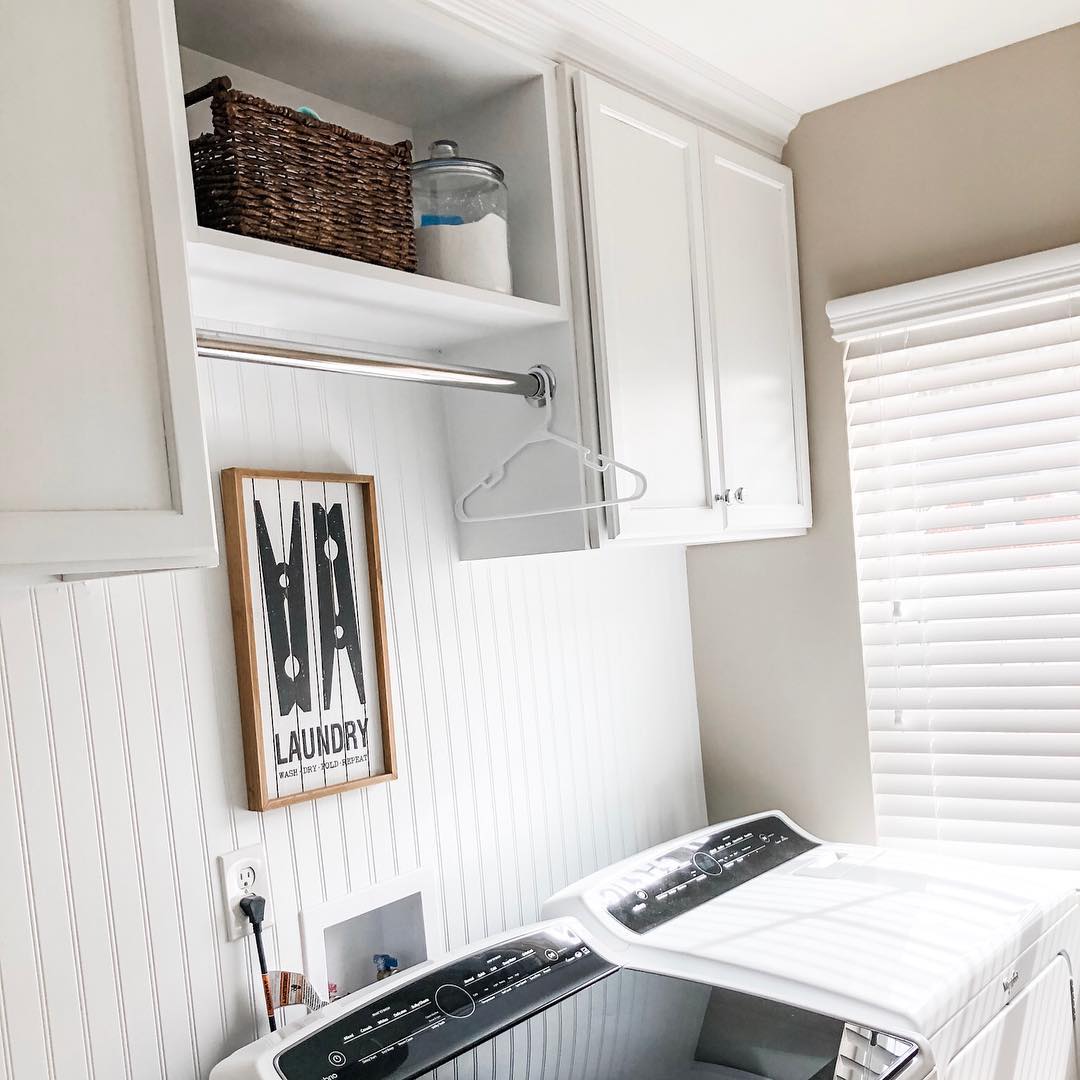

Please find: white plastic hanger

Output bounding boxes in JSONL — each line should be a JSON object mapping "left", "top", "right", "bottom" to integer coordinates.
{"left": 455, "top": 368, "right": 647, "bottom": 523}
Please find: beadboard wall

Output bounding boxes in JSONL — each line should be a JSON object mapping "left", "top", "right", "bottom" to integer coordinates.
{"left": 0, "top": 357, "right": 706, "bottom": 1080}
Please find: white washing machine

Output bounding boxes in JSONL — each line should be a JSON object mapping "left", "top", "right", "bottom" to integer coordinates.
{"left": 211, "top": 811, "right": 1080, "bottom": 1079}
{"left": 544, "top": 810, "right": 1080, "bottom": 1079}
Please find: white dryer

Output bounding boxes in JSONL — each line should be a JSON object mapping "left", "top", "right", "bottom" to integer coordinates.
{"left": 543, "top": 810, "right": 1080, "bottom": 1079}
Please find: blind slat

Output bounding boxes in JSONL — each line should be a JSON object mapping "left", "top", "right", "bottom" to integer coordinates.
{"left": 848, "top": 365, "right": 1080, "bottom": 426}
{"left": 856, "top": 518, "right": 1080, "bottom": 560}
{"left": 876, "top": 795, "right": 1080, "bottom": 828}
{"left": 870, "top": 752, "right": 1080, "bottom": 779}
{"left": 847, "top": 388, "right": 1080, "bottom": 447}
{"left": 860, "top": 566, "right": 1080, "bottom": 604}
{"left": 876, "top": 816, "right": 1080, "bottom": 851}
{"left": 867, "top": 687, "right": 1080, "bottom": 709}
{"left": 882, "top": 835, "right": 1080, "bottom": 871}
{"left": 874, "top": 773, "right": 1080, "bottom": 803}
{"left": 853, "top": 439, "right": 1080, "bottom": 493}
{"left": 855, "top": 491, "right": 1080, "bottom": 538}
{"left": 868, "top": 708, "right": 1080, "bottom": 733}
{"left": 847, "top": 337, "right": 1080, "bottom": 402}
{"left": 858, "top": 540, "right": 1080, "bottom": 583}
{"left": 860, "top": 588, "right": 1080, "bottom": 624}
{"left": 870, "top": 731, "right": 1080, "bottom": 754}
{"left": 867, "top": 663, "right": 1080, "bottom": 689}
{"left": 849, "top": 414, "right": 1080, "bottom": 471}
{"left": 865, "top": 638, "right": 1080, "bottom": 667}
{"left": 854, "top": 464, "right": 1080, "bottom": 515}
{"left": 861, "top": 616, "right": 1080, "bottom": 645}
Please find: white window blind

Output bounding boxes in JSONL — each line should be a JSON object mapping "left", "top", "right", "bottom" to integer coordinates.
{"left": 841, "top": 288, "right": 1080, "bottom": 870}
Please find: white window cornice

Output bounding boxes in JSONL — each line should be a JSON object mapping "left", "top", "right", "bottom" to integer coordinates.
{"left": 827, "top": 242, "right": 1080, "bottom": 342}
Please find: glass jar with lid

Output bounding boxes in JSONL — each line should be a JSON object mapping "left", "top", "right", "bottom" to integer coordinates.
{"left": 411, "top": 139, "right": 512, "bottom": 295}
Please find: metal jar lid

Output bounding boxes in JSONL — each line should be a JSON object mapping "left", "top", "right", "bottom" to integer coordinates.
{"left": 411, "top": 139, "right": 505, "bottom": 183}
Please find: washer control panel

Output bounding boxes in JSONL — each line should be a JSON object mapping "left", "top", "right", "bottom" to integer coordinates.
{"left": 275, "top": 923, "right": 613, "bottom": 1080}
{"left": 603, "top": 815, "right": 818, "bottom": 933}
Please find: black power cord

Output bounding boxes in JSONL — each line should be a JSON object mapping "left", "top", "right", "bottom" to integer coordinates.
{"left": 239, "top": 894, "right": 277, "bottom": 1033}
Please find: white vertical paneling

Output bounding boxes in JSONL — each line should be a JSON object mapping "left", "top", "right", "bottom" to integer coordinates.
{"left": 106, "top": 575, "right": 204, "bottom": 1076}
{"left": 142, "top": 571, "right": 230, "bottom": 1060}
{"left": 32, "top": 586, "right": 129, "bottom": 1080}
{"left": 0, "top": 594, "right": 53, "bottom": 1080}
{"left": 0, "top": 589, "right": 91, "bottom": 1080}
{"left": 76, "top": 580, "right": 172, "bottom": 1075}
{"left": 0, "top": 356, "right": 705, "bottom": 1079}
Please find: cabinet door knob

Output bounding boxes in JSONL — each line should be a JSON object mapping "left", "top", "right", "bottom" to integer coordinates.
{"left": 715, "top": 489, "right": 731, "bottom": 504}
{"left": 733, "top": 487, "right": 744, "bottom": 503}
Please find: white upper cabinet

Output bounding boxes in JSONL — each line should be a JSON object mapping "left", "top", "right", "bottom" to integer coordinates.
{"left": 701, "top": 130, "right": 811, "bottom": 533}
{"left": 0, "top": 0, "right": 214, "bottom": 575}
{"left": 574, "top": 72, "right": 810, "bottom": 545}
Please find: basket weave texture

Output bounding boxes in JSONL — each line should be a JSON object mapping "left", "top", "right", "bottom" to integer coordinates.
{"left": 187, "top": 77, "right": 417, "bottom": 271}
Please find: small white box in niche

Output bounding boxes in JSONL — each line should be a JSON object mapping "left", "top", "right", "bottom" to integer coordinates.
{"left": 299, "top": 868, "right": 441, "bottom": 1000}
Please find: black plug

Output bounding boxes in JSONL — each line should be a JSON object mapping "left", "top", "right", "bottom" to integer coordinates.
{"left": 239, "top": 893, "right": 277, "bottom": 1033}
{"left": 239, "top": 893, "right": 266, "bottom": 925}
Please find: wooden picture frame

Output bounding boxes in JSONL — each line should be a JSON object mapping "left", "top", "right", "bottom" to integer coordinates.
{"left": 220, "top": 468, "right": 396, "bottom": 811}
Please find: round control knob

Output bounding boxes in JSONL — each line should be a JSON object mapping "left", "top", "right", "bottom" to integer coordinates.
{"left": 435, "top": 983, "right": 476, "bottom": 1019}
{"left": 693, "top": 851, "right": 723, "bottom": 876}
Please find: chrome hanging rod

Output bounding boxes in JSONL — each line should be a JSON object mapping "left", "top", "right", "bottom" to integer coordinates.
{"left": 196, "top": 333, "right": 553, "bottom": 404}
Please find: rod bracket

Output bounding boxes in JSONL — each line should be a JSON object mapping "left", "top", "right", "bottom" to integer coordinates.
{"left": 526, "top": 365, "right": 556, "bottom": 407}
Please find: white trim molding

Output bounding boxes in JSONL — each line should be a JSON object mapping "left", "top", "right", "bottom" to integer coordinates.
{"left": 827, "top": 242, "right": 1080, "bottom": 341}
{"left": 422, "top": 0, "right": 799, "bottom": 158}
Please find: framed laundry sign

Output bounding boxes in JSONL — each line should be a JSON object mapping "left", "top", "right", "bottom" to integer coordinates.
{"left": 221, "top": 468, "right": 396, "bottom": 811}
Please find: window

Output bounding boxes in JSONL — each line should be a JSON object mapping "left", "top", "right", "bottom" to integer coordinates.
{"left": 830, "top": 248, "right": 1080, "bottom": 869}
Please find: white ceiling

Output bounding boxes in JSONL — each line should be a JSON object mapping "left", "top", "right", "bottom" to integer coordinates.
{"left": 586, "top": 0, "right": 1080, "bottom": 114}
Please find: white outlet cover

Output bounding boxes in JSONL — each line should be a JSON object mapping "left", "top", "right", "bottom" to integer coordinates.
{"left": 218, "top": 843, "right": 275, "bottom": 942}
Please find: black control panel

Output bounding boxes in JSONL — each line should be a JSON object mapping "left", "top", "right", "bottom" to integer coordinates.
{"left": 604, "top": 815, "right": 818, "bottom": 934}
{"left": 275, "top": 924, "right": 614, "bottom": 1080}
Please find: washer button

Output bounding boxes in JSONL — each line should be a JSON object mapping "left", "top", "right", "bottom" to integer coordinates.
{"left": 435, "top": 983, "right": 476, "bottom": 1019}
{"left": 328, "top": 1050, "right": 347, "bottom": 1067}
{"left": 692, "top": 851, "right": 723, "bottom": 876}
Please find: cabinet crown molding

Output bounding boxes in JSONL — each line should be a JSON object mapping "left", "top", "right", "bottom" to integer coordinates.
{"left": 827, "top": 242, "right": 1080, "bottom": 342}
{"left": 423, "top": 0, "right": 799, "bottom": 158}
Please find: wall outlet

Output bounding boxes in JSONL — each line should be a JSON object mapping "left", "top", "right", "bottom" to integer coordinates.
{"left": 218, "top": 844, "right": 274, "bottom": 942}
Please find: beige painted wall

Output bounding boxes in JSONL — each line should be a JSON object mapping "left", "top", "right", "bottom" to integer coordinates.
{"left": 686, "top": 23, "right": 1080, "bottom": 843}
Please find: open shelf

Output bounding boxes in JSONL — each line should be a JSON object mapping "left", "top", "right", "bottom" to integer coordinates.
{"left": 176, "top": 0, "right": 571, "bottom": 356}
{"left": 187, "top": 227, "right": 568, "bottom": 353}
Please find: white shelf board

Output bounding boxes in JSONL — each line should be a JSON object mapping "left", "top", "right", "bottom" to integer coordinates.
{"left": 186, "top": 227, "right": 568, "bottom": 353}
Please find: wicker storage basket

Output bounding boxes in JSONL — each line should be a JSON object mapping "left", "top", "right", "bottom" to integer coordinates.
{"left": 186, "top": 76, "right": 416, "bottom": 272}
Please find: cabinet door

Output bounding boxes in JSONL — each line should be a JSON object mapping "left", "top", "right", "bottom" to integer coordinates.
{"left": 701, "top": 130, "right": 811, "bottom": 532}
{"left": 0, "top": 0, "right": 214, "bottom": 574}
{"left": 575, "top": 74, "right": 722, "bottom": 542}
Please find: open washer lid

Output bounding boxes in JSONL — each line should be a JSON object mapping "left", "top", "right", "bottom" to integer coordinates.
{"left": 543, "top": 811, "right": 1080, "bottom": 1039}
